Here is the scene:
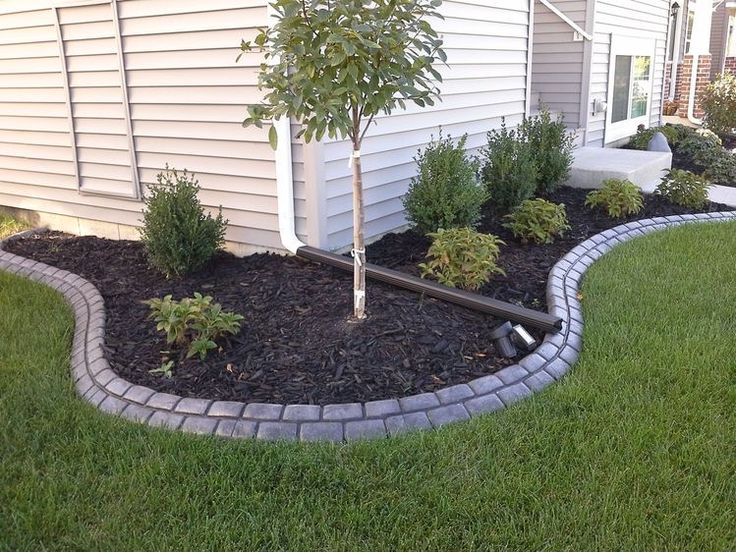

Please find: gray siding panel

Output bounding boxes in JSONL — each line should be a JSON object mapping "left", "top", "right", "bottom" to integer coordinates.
{"left": 0, "top": 0, "right": 282, "bottom": 253}
{"left": 321, "top": 0, "right": 531, "bottom": 250}
{"left": 530, "top": 0, "right": 588, "bottom": 128}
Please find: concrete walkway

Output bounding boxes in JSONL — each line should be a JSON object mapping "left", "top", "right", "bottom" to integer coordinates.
{"left": 566, "top": 147, "right": 672, "bottom": 191}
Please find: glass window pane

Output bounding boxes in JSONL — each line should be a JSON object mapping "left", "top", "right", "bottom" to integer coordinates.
{"left": 631, "top": 56, "right": 650, "bottom": 118}
{"left": 612, "top": 55, "right": 631, "bottom": 123}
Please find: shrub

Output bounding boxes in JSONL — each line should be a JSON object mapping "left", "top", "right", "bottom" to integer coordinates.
{"left": 656, "top": 169, "right": 711, "bottom": 209}
{"left": 676, "top": 132, "right": 723, "bottom": 173}
{"left": 518, "top": 108, "right": 575, "bottom": 194}
{"left": 145, "top": 292, "right": 244, "bottom": 360}
{"left": 627, "top": 125, "right": 681, "bottom": 150}
{"left": 585, "top": 179, "right": 643, "bottom": 218}
{"left": 481, "top": 122, "right": 538, "bottom": 212}
{"left": 403, "top": 133, "right": 487, "bottom": 234}
{"left": 419, "top": 227, "right": 505, "bottom": 290}
{"left": 504, "top": 198, "right": 570, "bottom": 244}
{"left": 705, "top": 152, "right": 736, "bottom": 187}
{"left": 701, "top": 73, "right": 736, "bottom": 137}
{"left": 139, "top": 167, "right": 227, "bottom": 278}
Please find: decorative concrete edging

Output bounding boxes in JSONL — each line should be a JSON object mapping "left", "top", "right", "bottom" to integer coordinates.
{"left": 2, "top": 211, "right": 735, "bottom": 443}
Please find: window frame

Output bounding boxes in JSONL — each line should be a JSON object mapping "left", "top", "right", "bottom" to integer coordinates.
{"left": 605, "top": 35, "right": 656, "bottom": 144}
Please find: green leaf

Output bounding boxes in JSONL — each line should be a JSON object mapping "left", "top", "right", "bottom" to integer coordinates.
{"left": 268, "top": 125, "right": 278, "bottom": 150}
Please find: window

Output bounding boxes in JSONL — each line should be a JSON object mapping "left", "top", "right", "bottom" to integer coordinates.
{"left": 727, "top": 15, "right": 736, "bottom": 58}
{"left": 606, "top": 37, "right": 655, "bottom": 143}
{"left": 685, "top": 10, "right": 695, "bottom": 54}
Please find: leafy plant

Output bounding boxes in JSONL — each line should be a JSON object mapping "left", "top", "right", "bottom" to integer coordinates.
{"left": 240, "top": 0, "right": 445, "bottom": 319}
{"left": 504, "top": 198, "right": 570, "bottom": 244}
{"left": 149, "top": 360, "right": 174, "bottom": 379}
{"left": 627, "top": 125, "right": 682, "bottom": 150}
{"left": 656, "top": 169, "right": 711, "bottom": 209}
{"left": 701, "top": 72, "right": 736, "bottom": 137}
{"left": 676, "top": 131, "right": 723, "bottom": 173}
{"left": 585, "top": 179, "right": 643, "bottom": 218}
{"left": 145, "top": 293, "right": 244, "bottom": 361}
{"left": 705, "top": 152, "right": 736, "bottom": 187}
{"left": 403, "top": 133, "right": 487, "bottom": 234}
{"left": 419, "top": 227, "right": 505, "bottom": 290}
{"left": 139, "top": 167, "right": 227, "bottom": 278}
{"left": 481, "top": 121, "right": 538, "bottom": 212}
{"left": 519, "top": 108, "right": 575, "bottom": 194}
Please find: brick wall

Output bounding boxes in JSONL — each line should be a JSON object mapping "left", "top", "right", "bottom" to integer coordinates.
{"left": 676, "top": 54, "right": 711, "bottom": 119}
{"left": 725, "top": 56, "right": 736, "bottom": 74}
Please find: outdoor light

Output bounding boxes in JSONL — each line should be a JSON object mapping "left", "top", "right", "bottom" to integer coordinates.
{"left": 671, "top": 2, "right": 680, "bottom": 18}
{"left": 490, "top": 322, "right": 518, "bottom": 359}
{"left": 511, "top": 324, "right": 537, "bottom": 351}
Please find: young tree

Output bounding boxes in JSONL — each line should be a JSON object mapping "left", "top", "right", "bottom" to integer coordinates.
{"left": 240, "top": 0, "right": 446, "bottom": 319}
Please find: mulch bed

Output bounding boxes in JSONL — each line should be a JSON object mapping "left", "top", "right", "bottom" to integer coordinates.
{"left": 5, "top": 186, "right": 731, "bottom": 405}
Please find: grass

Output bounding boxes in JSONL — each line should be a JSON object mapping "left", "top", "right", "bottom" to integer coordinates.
{"left": 0, "top": 214, "right": 27, "bottom": 240}
{"left": 1, "top": 222, "right": 735, "bottom": 551}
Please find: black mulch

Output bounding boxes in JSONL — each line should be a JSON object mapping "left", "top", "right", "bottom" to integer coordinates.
{"left": 5, "top": 186, "right": 731, "bottom": 404}
{"left": 366, "top": 187, "right": 732, "bottom": 310}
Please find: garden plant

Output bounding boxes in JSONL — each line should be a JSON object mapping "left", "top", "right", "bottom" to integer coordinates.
{"left": 403, "top": 132, "right": 487, "bottom": 234}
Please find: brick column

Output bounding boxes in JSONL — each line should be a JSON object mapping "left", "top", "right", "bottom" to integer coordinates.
{"left": 725, "top": 57, "right": 736, "bottom": 75}
{"left": 677, "top": 54, "right": 712, "bottom": 119}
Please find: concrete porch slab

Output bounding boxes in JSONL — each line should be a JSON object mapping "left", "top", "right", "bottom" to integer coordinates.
{"left": 565, "top": 147, "right": 672, "bottom": 191}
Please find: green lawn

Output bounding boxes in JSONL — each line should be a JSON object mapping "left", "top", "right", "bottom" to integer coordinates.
{"left": 1, "top": 222, "right": 735, "bottom": 551}
{"left": 0, "top": 214, "right": 27, "bottom": 240}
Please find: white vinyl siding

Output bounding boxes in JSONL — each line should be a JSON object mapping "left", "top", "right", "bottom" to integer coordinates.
{"left": 316, "top": 0, "right": 531, "bottom": 250}
{"left": 530, "top": 0, "right": 588, "bottom": 128}
{"left": 709, "top": 1, "right": 729, "bottom": 79}
{"left": 586, "top": 0, "right": 668, "bottom": 146}
{"left": 0, "top": 0, "right": 281, "bottom": 251}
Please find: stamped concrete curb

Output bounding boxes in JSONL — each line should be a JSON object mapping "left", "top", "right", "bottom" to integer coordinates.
{"left": 2, "top": 211, "right": 735, "bottom": 442}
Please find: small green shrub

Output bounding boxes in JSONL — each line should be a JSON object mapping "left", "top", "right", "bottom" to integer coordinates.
{"left": 701, "top": 73, "right": 736, "bottom": 137}
{"left": 627, "top": 125, "right": 682, "bottom": 150}
{"left": 705, "top": 152, "right": 736, "bottom": 187}
{"left": 145, "top": 293, "right": 244, "bottom": 360}
{"left": 140, "top": 167, "right": 227, "bottom": 278}
{"left": 676, "top": 131, "right": 723, "bottom": 172}
{"left": 419, "top": 227, "right": 505, "bottom": 290}
{"left": 403, "top": 133, "right": 487, "bottom": 234}
{"left": 656, "top": 169, "right": 711, "bottom": 209}
{"left": 585, "top": 179, "right": 643, "bottom": 218}
{"left": 519, "top": 108, "right": 575, "bottom": 194}
{"left": 481, "top": 122, "right": 538, "bottom": 212}
{"left": 504, "top": 198, "right": 570, "bottom": 244}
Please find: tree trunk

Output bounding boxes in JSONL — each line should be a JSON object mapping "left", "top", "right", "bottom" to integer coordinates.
{"left": 351, "top": 148, "right": 366, "bottom": 319}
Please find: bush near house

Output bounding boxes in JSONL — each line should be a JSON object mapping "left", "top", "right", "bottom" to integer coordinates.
{"left": 656, "top": 169, "right": 711, "bottom": 209}
{"left": 403, "top": 133, "right": 487, "bottom": 234}
{"left": 481, "top": 122, "right": 538, "bottom": 212}
{"left": 585, "top": 179, "right": 643, "bottom": 218}
{"left": 419, "top": 227, "right": 505, "bottom": 290}
{"left": 519, "top": 108, "right": 575, "bottom": 194}
{"left": 504, "top": 198, "right": 570, "bottom": 244}
{"left": 140, "top": 167, "right": 227, "bottom": 278}
{"left": 627, "top": 124, "right": 682, "bottom": 151}
{"left": 701, "top": 73, "right": 736, "bottom": 138}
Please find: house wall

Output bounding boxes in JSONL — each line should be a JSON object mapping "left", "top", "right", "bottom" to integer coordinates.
{"left": 529, "top": 0, "right": 588, "bottom": 129}
{"left": 0, "top": 0, "right": 290, "bottom": 254}
{"left": 586, "top": 0, "right": 669, "bottom": 146}
{"left": 311, "top": 0, "right": 532, "bottom": 250}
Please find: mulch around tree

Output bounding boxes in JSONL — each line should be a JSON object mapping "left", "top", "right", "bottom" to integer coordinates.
{"left": 5, "top": 187, "right": 731, "bottom": 404}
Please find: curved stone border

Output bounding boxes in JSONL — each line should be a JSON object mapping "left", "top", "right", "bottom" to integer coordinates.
{"left": 2, "top": 211, "right": 735, "bottom": 442}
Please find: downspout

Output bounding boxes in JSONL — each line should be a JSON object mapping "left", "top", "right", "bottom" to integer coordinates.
{"left": 274, "top": 116, "right": 305, "bottom": 254}
{"left": 660, "top": 2, "right": 675, "bottom": 125}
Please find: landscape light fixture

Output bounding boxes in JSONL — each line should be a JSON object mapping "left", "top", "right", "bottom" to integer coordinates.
{"left": 671, "top": 2, "right": 680, "bottom": 18}
{"left": 511, "top": 324, "right": 537, "bottom": 351}
{"left": 490, "top": 322, "right": 518, "bottom": 359}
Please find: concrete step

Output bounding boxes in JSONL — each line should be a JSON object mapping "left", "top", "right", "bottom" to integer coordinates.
{"left": 565, "top": 147, "right": 672, "bottom": 191}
